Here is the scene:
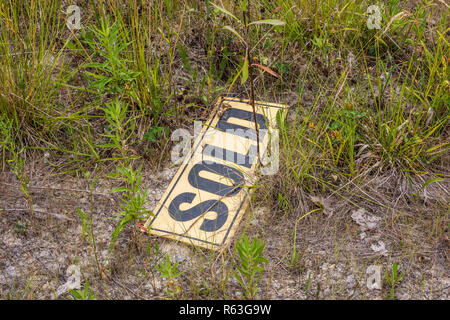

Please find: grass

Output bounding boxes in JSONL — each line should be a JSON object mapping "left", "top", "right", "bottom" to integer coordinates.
{"left": 0, "top": 0, "right": 448, "bottom": 300}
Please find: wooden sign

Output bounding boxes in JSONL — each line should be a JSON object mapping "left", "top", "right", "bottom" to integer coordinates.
{"left": 143, "top": 97, "right": 287, "bottom": 249}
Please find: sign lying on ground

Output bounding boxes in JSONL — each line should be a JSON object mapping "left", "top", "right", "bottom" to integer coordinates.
{"left": 143, "top": 97, "right": 287, "bottom": 249}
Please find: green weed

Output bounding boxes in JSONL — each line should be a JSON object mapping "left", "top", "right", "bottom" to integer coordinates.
{"left": 234, "top": 233, "right": 268, "bottom": 299}
{"left": 70, "top": 279, "right": 97, "bottom": 300}
{"left": 82, "top": 16, "right": 140, "bottom": 99}
{"left": 156, "top": 254, "right": 182, "bottom": 299}
{"left": 384, "top": 262, "right": 404, "bottom": 300}
{"left": 108, "top": 163, "right": 153, "bottom": 253}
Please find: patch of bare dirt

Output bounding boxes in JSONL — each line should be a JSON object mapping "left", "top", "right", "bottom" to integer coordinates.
{"left": 1, "top": 157, "right": 448, "bottom": 299}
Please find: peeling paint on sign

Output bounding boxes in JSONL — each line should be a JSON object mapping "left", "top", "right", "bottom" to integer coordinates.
{"left": 143, "top": 97, "right": 287, "bottom": 249}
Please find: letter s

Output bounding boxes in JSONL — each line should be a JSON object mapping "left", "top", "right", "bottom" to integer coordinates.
{"left": 168, "top": 192, "right": 228, "bottom": 232}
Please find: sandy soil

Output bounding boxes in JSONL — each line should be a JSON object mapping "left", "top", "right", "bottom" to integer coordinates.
{"left": 1, "top": 156, "right": 448, "bottom": 300}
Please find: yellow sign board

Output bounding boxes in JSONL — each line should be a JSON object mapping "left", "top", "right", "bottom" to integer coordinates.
{"left": 143, "top": 97, "right": 287, "bottom": 249}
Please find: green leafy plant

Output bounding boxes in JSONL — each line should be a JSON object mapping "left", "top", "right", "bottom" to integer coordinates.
{"left": 0, "top": 114, "right": 33, "bottom": 214}
{"left": 234, "top": 233, "right": 268, "bottom": 299}
{"left": 140, "top": 242, "right": 162, "bottom": 294}
{"left": 0, "top": 114, "right": 13, "bottom": 171}
{"left": 75, "top": 177, "right": 103, "bottom": 277}
{"left": 82, "top": 16, "right": 140, "bottom": 98}
{"left": 277, "top": 192, "right": 289, "bottom": 212}
{"left": 327, "top": 107, "right": 367, "bottom": 174}
{"left": 384, "top": 262, "right": 404, "bottom": 299}
{"left": 98, "top": 98, "right": 137, "bottom": 162}
{"left": 284, "top": 222, "right": 302, "bottom": 270}
{"left": 14, "top": 220, "right": 29, "bottom": 235}
{"left": 144, "top": 126, "right": 166, "bottom": 143}
{"left": 156, "top": 254, "right": 182, "bottom": 299}
{"left": 6, "top": 147, "right": 28, "bottom": 198}
{"left": 303, "top": 272, "right": 321, "bottom": 300}
{"left": 70, "top": 279, "right": 97, "bottom": 300}
{"left": 108, "top": 163, "right": 152, "bottom": 253}
{"left": 304, "top": 273, "right": 312, "bottom": 299}
{"left": 76, "top": 208, "right": 89, "bottom": 240}
{"left": 212, "top": 1, "right": 284, "bottom": 164}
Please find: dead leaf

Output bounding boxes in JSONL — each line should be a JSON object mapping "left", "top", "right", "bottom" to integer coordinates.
{"left": 251, "top": 63, "right": 280, "bottom": 78}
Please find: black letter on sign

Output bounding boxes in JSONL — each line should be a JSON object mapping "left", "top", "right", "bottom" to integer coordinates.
{"left": 168, "top": 193, "right": 228, "bottom": 232}
{"left": 203, "top": 144, "right": 257, "bottom": 168}
{"left": 188, "top": 162, "right": 244, "bottom": 196}
{"left": 216, "top": 108, "right": 267, "bottom": 141}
